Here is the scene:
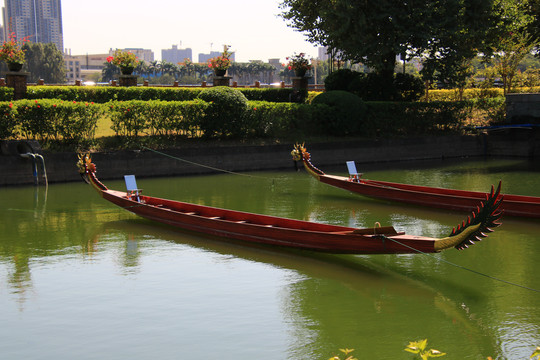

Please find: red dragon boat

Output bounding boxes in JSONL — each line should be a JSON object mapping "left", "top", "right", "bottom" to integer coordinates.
{"left": 291, "top": 144, "right": 540, "bottom": 218}
{"left": 78, "top": 154, "right": 502, "bottom": 255}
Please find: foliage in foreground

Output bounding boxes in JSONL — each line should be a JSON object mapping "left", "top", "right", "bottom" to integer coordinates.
{"left": 329, "top": 342, "right": 540, "bottom": 360}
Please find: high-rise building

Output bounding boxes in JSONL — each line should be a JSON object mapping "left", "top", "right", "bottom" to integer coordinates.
{"left": 162, "top": 45, "right": 192, "bottom": 64}
{"left": 2, "top": 0, "right": 64, "bottom": 51}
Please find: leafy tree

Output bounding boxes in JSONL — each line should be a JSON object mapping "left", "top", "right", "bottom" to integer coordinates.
{"left": 280, "top": 0, "right": 496, "bottom": 99}
{"left": 22, "top": 42, "right": 66, "bottom": 83}
{"left": 101, "top": 61, "right": 120, "bottom": 82}
{"left": 488, "top": 0, "right": 539, "bottom": 94}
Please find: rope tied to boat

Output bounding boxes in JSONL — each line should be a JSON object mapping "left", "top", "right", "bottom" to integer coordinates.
{"left": 381, "top": 235, "right": 540, "bottom": 293}
{"left": 140, "top": 146, "right": 278, "bottom": 180}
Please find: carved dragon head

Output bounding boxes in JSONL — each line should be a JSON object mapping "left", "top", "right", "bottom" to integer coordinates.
{"left": 291, "top": 143, "right": 310, "bottom": 162}
{"left": 435, "top": 182, "right": 503, "bottom": 251}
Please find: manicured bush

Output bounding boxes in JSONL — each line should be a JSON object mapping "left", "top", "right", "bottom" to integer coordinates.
{"left": 108, "top": 100, "right": 208, "bottom": 137}
{"left": 196, "top": 87, "right": 249, "bottom": 138}
{"left": 26, "top": 86, "right": 204, "bottom": 103}
{"left": 393, "top": 73, "right": 425, "bottom": 101}
{"left": 15, "top": 99, "right": 104, "bottom": 142}
{"left": 245, "top": 101, "right": 316, "bottom": 138}
{"left": 311, "top": 90, "right": 367, "bottom": 135}
{"left": 324, "top": 69, "right": 363, "bottom": 92}
{"left": 0, "top": 87, "right": 14, "bottom": 101}
{"left": 24, "top": 85, "right": 297, "bottom": 104}
{"left": 2, "top": 91, "right": 506, "bottom": 148}
{"left": 326, "top": 70, "right": 424, "bottom": 102}
{"left": 364, "top": 101, "right": 473, "bottom": 136}
{"left": 0, "top": 102, "right": 17, "bottom": 139}
{"left": 238, "top": 88, "right": 295, "bottom": 102}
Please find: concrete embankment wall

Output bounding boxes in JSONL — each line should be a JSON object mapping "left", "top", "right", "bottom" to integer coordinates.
{"left": 1, "top": 131, "right": 539, "bottom": 187}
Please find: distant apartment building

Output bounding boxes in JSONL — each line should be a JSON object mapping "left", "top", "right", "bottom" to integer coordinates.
{"left": 69, "top": 53, "right": 109, "bottom": 70}
{"left": 64, "top": 54, "right": 80, "bottom": 83}
{"left": 198, "top": 51, "right": 235, "bottom": 64}
{"left": 62, "top": 52, "right": 106, "bottom": 82}
{"left": 110, "top": 48, "right": 154, "bottom": 64}
{"left": 318, "top": 47, "right": 329, "bottom": 61}
{"left": 198, "top": 51, "right": 221, "bottom": 64}
{"left": 162, "top": 45, "right": 192, "bottom": 64}
{"left": 2, "top": 0, "right": 64, "bottom": 51}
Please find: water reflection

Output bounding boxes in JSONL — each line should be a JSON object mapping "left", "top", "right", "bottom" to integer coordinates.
{"left": 1, "top": 157, "right": 539, "bottom": 359}
{"left": 92, "top": 219, "right": 504, "bottom": 359}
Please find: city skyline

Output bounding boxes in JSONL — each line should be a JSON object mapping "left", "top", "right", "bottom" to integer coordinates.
{"left": 2, "top": 0, "right": 63, "bottom": 51}
{"left": 59, "top": 0, "right": 318, "bottom": 63}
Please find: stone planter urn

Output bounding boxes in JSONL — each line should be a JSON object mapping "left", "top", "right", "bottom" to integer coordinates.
{"left": 7, "top": 62, "right": 23, "bottom": 72}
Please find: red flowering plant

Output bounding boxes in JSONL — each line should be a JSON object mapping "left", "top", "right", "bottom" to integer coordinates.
{"left": 286, "top": 52, "right": 311, "bottom": 72}
{"left": 107, "top": 49, "right": 139, "bottom": 73}
{"left": 0, "top": 32, "right": 29, "bottom": 66}
{"left": 208, "top": 45, "right": 232, "bottom": 71}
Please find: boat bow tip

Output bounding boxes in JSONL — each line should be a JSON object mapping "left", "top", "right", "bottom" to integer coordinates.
{"left": 435, "top": 181, "right": 503, "bottom": 251}
{"left": 291, "top": 143, "right": 325, "bottom": 179}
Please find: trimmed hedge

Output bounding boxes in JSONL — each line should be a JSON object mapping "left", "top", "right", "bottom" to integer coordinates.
{"left": 15, "top": 99, "right": 105, "bottom": 142}
{"left": 0, "top": 97, "right": 505, "bottom": 144}
{"left": 311, "top": 91, "right": 367, "bottom": 135}
{"left": 0, "top": 87, "right": 14, "bottom": 101}
{"left": 108, "top": 100, "right": 208, "bottom": 137}
{"left": 426, "top": 87, "right": 540, "bottom": 101}
{"left": 197, "top": 87, "right": 249, "bottom": 138}
{"left": 0, "top": 102, "right": 17, "bottom": 139}
{"left": 23, "top": 85, "right": 296, "bottom": 103}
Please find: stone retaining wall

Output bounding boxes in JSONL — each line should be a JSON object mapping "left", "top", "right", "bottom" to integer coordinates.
{"left": 506, "top": 93, "right": 540, "bottom": 123}
{"left": 1, "top": 132, "right": 539, "bottom": 186}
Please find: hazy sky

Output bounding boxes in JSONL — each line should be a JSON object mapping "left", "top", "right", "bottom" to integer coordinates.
{"left": 60, "top": 0, "right": 319, "bottom": 62}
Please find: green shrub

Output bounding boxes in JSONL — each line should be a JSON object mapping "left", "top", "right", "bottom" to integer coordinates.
{"left": 15, "top": 99, "right": 104, "bottom": 142}
{"left": 0, "top": 102, "right": 18, "bottom": 139}
{"left": 239, "top": 88, "right": 295, "bottom": 102}
{"left": 24, "top": 85, "right": 298, "bottom": 103}
{"left": 108, "top": 100, "right": 208, "bottom": 137}
{"left": 324, "top": 69, "right": 363, "bottom": 92}
{"left": 394, "top": 73, "right": 425, "bottom": 101}
{"left": 109, "top": 101, "right": 149, "bottom": 137}
{"left": 364, "top": 101, "right": 473, "bottom": 136}
{"left": 311, "top": 90, "right": 367, "bottom": 135}
{"left": 0, "top": 87, "right": 14, "bottom": 101}
{"left": 25, "top": 86, "right": 204, "bottom": 103}
{"left": 244, "top": 101, "right": 317, "bottom": 138}
{"left": 197, "top": 87, "right": 249, "bottom": 138}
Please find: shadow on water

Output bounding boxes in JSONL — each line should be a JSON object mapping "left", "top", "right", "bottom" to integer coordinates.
{"left": 96, "top": 217, "right": 498, "bottom": 357}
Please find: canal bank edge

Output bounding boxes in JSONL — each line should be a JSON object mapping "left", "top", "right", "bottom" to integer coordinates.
{"left": 1, "top": 131, "right": 539, "bottom": 186}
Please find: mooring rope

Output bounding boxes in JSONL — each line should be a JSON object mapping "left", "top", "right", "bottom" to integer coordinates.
{"left": 141, "top": 146, "right": 275, "bottom": 180}
{"left": 381, "top": 235, "right": 540, "bottom": 293}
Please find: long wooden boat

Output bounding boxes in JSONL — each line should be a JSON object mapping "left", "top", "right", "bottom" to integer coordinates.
{"left": 291, "top": 144, "right": 540, "bottom": 218}
{"left": 77, "top": 154, "right": 502, "bottom": 255}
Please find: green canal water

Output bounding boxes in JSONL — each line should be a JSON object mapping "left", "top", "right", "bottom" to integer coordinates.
{"left": 1, "top": 157, "right": 539, "bottom": 359}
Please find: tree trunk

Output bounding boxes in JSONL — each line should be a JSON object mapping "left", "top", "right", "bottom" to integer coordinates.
{"left": 377, "top": 52, "right": 397, "bottom": 101}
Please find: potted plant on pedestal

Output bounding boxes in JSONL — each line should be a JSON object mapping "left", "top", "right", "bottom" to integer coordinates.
{"left": 0, "top": 32, "right": 29, "bottom": 72}
{"left": 107, "top": 49, "right": 139, "bottom": 75}
{"left": 208, "top": 45, "right": 232, "bottom": 77}
{"left": 287, "top": 52, "right": 312, "bottom": 77}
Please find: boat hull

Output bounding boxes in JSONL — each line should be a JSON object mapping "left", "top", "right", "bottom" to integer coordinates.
{"left": 102, "top": 190, "right": 438, "bottom": 254}
{"left": 320, "top": 175, "right": 540, "bottom": 218}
